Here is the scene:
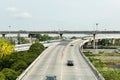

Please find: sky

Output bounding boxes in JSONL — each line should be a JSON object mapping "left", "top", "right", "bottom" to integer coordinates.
{"left": 1, "top": 0, "right": 120, "bottom": 31}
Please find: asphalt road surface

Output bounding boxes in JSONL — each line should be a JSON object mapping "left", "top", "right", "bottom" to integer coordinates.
{"left": 21, "top": 40, "right": 98, "bottom": 80}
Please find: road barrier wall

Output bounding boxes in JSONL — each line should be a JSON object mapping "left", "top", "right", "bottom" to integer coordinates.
{"left": 16, "top": 49, "right": 44, "bottom": 80}
{"left": 79, "top": 40, "right": 105, "bottom": 80}
{"left": 16, "top": 46, "right": 53, "bottom": 80}
{"left": 16, "top": 42, "right": 60, "bottom": 80}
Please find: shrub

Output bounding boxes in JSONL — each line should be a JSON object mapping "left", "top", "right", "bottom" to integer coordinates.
{"left": 0, "top": 72, "right": 5, "bottom": 80}
{"left": 1, "top": 68, "right": 17, "bottom": 80}
{"left": 11, "top": 60, "right": 27, "bottom": 74}
{"left": 100, "top": 67, "right": 120, "bottom": 80}
{"left": 28, "top": 42, "right": 45, "bottom": 54}
{"left": 22, "top": 52, "right": 38, "bottom": 65}
{"left": 0, "top": 55, "right": 14, "bottom": 68}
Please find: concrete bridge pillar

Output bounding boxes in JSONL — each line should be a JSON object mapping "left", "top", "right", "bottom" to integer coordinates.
{"left": 93, "top": 33, "right": 96, "bottom": 49}
{"left": 17, "top": 33, "right": 21, "bottom": 44}
{"left": 59, "top": 33, "right": 63, "bottom": 38}
{"left": 2, "top": 34, "right": 6, "bottom": 38}
{"left": 28, "top": 34, "right": 33, "bottom": 43}
{"left": 28, "top": 34, "right": 31, "bottom": 38}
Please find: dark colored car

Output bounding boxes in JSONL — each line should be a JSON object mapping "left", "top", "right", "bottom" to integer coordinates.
{"left": 70, "top": 44, "right": 74, "bottom": 46}
{"left": 67, "top": 60, "right": 74, "bottom": 66}
{"left": 46, "top": 75, "right": 56, "bottom": 80}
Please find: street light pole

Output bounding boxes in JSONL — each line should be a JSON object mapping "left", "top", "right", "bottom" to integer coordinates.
{"left": 8, "top": 26, "right": 11, "bottom": 40}
{"left": 95, "top": 23, "right": 99, "bottom": 54}
{"left": 96, "top": 23, "right": 98, "bottom": 30}
{"left": 8, "top": 26, "right": 11, "bottom": 31}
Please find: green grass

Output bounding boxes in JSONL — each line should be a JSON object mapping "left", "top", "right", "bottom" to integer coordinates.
{"left": 84, "top": 51, "right": 120, "bottom": 80}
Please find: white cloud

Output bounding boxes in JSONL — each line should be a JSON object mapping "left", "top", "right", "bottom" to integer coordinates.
{"left": 14, "top": 12, "right": 32, "bottom": 19}
{"left": 6, "top": 7, "right": 18, "bottom": 13}
{"left": 6, "top": 7, "right": 32, "bottom": 19}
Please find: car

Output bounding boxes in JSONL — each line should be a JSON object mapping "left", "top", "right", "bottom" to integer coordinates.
{"left": 67, "top": 60, "right": 74, "bottom": 66}
{"left": 46, "top": 75, "right": 56, "bottom": 80}
{"left": 70, "top": 44, "right": 74, "bottom": 46}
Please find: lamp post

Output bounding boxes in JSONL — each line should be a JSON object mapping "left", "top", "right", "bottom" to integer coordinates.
{"left": 93, "top": 23, "right": 99, "bottom": 53}
{"left": 96, "top": 23, "right": 98, "bottom": 30}
{"left": 104, "top": 29, "right": 107, "bottom": 47}
{"left": 95, "top": 23, "right": 98, "bottom": 49}
{"left": 8, "top": 26, "right": 11, "bottom": 40}
{"left": 8, "top": 26, "right": 11, "bottom": 32}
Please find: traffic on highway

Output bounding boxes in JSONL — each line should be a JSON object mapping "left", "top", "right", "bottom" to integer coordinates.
{"left": 16, "top": 39, "right": 103, "bottom": 80}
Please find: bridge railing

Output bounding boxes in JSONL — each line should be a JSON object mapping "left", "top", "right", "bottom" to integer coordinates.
{"left": 79, "top": 40, "right": 105, "bottom": 80}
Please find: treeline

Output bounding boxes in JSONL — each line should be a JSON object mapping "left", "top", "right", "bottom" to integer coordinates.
{"left": 84, "top": 38, "right": 120, "bottom": 49}
{"left": 0, "top": 42, "right": 45, "bottom": 80}
{"left": 97, "top": 38, "right": 120, "bottom": 46}
{"left": 29, "top": 34, "right": 59, "bottom": 41}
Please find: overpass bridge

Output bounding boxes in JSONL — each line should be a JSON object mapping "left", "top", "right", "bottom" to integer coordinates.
{"left": 1, "top": 30, "right": 120, "bottom": 35}
{"left": 1, "top": 30, "right": 120, "bottom": 38}
{"left": 1, "top": 30, "right": 120, "bottom": 49}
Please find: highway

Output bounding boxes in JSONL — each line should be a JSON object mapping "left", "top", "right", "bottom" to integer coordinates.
{"left": 15, "top": 40, "right": 61, "bottom": 51}
{"left": 19, "top": 40, "right": 100, "bottom": 80}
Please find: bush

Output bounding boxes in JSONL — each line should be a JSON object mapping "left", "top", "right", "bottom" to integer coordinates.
{"left": 0, "top": 72, "right": 5, "bottom": 80}
{"left": 0, "top": 42, "right": 45, "bottom": 79}
{"left": 0, "top": 55, "right": 14, "bottom": 68}
{"left": 100, "top": 67, "right": 120, "bottom": 80}
{"left": 22, "top": 52, "right": 38, "bottom": 65}
{"left": 28, "top": 42, "right": 45, "bottom": 54}
{"left": 11, "top": 60, "right": 27, "bottom": 74}
{"left": 1, "top": 68, "right": 17, "bottom": 80}
{"left": 84, "top": 51, "right": 95, "bottom": 56}
{"left": 84, "top": 51, "right": 120, "bottom": 80}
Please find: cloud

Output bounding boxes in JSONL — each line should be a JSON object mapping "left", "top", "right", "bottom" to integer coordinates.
{"left": 6, "top": 7, "right": 32, "bottom": 19}
{"left": 14, "top": 12, "right": 32, "bottom": 19}
{"left": 6, "top": 7, "right": 18, "bottom": 13}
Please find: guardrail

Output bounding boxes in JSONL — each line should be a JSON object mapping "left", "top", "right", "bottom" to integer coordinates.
{"left": 79, "top": 40, "right": 105, "bottom": 80}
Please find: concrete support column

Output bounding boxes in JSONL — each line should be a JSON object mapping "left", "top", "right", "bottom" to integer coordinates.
{"left": 28, "top": 34, "right": 33, "bottom": 43}
{"left": 93, "top": 33, "right": 96, "bottom": 49}
{"left": 2, "top": 34, "right": 6, "bottom": 38}
{"left": 17, "top": 33, "right": 21, "bottom": 44}
{"left": 28, "top": 34, "right": 31, "bottom": 38}
{"left": 59, "top": 33, "right": 63, "bottom": 38}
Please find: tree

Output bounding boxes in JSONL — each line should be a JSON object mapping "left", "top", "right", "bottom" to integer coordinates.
{"left": 0, "top": 72, "right": 5, "bottom": 80}
{"left": 0, "top": 39, "right": 14, "bottom": 58}
{"left": 11, "top": 60, "right": 27, "bottom": 75}
{"left": 22, "top": 52, "right": 38, "bottom": 65}
{"left": 30, "top": 34, "right": 53, "bottom": 41}
{"left": 71, "top": 36, "right": 76, "bottom": 39}
{"left": 1, "top": 68, "right": 17, "bottom": 80}
{"left": 17, "top": 34, "right": 29, "bottom": 44}
{"left": 28, "top": 42, "right": 45, "bottom": 54}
